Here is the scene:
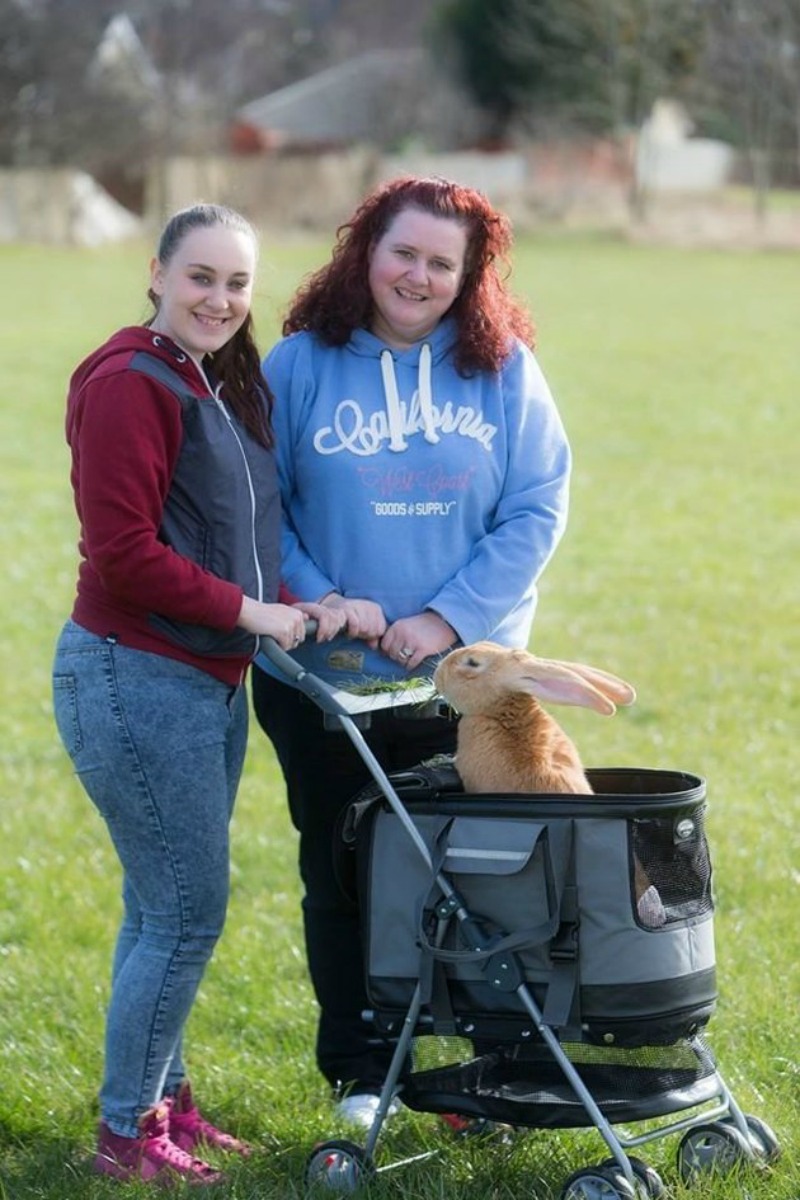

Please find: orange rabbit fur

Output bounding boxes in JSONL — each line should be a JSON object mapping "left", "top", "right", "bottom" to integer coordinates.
{"left": 433, "top": 642, "right": 665, "bottom": 925}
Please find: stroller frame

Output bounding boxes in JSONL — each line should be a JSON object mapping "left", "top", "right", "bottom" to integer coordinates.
{"left": 261, "top": 635, "right": 780, "bottom": 1198}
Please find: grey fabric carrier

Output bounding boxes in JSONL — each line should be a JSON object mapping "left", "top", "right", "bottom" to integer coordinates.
{"left": 351, "top": 765, "right": 716, "bottom": 1048}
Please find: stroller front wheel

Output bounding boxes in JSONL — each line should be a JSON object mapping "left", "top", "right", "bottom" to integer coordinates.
{"left": 560, "top": 1164, "right": 638, "bottom": 1199}
{"left": 306, "top": 1139, "right": 375, "bottom": 1193}
{"left": 599, "top": 1156, "right": 666, "bottom": 1198}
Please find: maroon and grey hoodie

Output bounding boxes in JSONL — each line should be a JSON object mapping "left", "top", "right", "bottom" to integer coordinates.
{"left": 65, "top": 325, "right": 282, "bottom": 685}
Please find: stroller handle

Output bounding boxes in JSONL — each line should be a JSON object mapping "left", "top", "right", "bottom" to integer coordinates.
{"left": 257, "top": 620, "right": 350, "bottom": 717}
{"left": 257, "top": 623, "right": 437, "bottom": 871}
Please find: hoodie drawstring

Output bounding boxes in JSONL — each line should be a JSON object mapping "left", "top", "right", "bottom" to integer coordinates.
{"left": 380, "top": 344, "right": 439, "bottom": 453}
{"left": 418, "top": 342, "right": 439, "bottom": 445}
{"left": 380, "top": 350, "right": 407, "bottom": 452}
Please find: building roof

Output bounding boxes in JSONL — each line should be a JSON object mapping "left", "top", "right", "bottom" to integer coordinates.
{"left": 88, "top": 13, "right": 161, "bottom": 93}
{"left": 236, "top": 49, "right": 424, "bottom": 146}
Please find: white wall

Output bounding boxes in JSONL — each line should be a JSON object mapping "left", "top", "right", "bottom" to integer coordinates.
{"left": 636, "top": 138, "right": 736, "bottom": 193}
{"left": 0, "top": 169, "right": 142, "bottom": 245}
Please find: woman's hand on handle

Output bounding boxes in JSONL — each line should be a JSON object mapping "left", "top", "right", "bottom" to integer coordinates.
{"left": 382, "top": 611, "right": 458, "bottom": 671}
{"left": 291, "top": 601, "right": 346, "bottom": 642}
{"left": 319, "top": 593, "right": 387, "bottom": 647}
{"left": 238, "top": 597, "right": 346, "bottom": 648}
{"left": 237, "top": 597, "right": 308, "bottom": 651}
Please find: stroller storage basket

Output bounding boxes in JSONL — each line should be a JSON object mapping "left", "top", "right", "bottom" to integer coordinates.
{"left": 402, "top": 1031, "right": 722, "bottom": 1129}
{"left": 347, "top": 765, "right": 716, "bottom": 1049}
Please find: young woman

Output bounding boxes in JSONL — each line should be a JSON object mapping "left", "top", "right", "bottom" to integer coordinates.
{"left": 52, "top": 203, "right": 342, "bottom": 1184}
{"left": 251, "top": 176, "right": 572, "bottom": 1128}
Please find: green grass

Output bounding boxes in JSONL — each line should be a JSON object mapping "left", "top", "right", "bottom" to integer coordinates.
{"left": 1, "top": 231, "right": 798, "bottom": 1198}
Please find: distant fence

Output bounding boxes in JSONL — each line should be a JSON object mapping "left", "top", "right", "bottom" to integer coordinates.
{"left": 0, "top": 147, "right": 634, "bottom": 244}
{"left": 144, "top": 149, "right": 538, "bottom": 233}
{"left": 11, "top": 141, "right": 792, "bottom": 248}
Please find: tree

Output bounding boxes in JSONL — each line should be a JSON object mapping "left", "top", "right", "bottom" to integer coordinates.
{"left": 0, "top": 0, "right": 439, "bottom": 193}
{"left": 433, "top": 0, "right": 705, "bottom": 142}
{"left": 0, "top": 0, "right": 115, "bottom": 166}
{"left": 699, "top": 0, "right": 800, "bottom": 213}
{"left": 0, "top": 0, "right": 310, "bottom": 198}
{"left": 432, "top": 0, "right": 609, "bottom": 142}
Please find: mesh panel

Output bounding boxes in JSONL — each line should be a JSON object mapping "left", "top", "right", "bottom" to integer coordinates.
{"left": 631, "top": 806, "right": 713, "bottom": 924}
{"left": 413, "top": 1036, "right": 478, "bottom": 1072}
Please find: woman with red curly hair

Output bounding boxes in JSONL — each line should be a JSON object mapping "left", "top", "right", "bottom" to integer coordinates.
{"left": 252, "top": 176, "right": 571, "bottom": 1128}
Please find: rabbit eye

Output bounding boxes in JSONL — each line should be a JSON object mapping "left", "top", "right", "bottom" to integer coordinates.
{"left": 464, "top": 656, "right": 481, "bottom": 668}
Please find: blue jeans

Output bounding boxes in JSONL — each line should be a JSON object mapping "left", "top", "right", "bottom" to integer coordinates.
{"left": 52, "top": 621, "right": 248, "bottom": 1137}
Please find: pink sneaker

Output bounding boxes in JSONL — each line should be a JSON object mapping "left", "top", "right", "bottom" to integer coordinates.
{"left": 168, "top": 1080, "right": 252, "bottom": 1157}
{"left": 94, "top": 1102, "right": 223, "bottom": 1185}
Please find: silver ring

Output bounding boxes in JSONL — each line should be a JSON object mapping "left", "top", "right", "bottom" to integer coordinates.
{"left": 400, "top": 647, "right": 412, "bottom": 659}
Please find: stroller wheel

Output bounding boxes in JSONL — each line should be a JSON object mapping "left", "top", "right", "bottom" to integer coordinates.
{"left": 677, "top": 1121, "right": 752, "bottom": 1184}
{"left": 734, "top": 1114, "right": 782, "bottom": 1164}
{"left": 560, "top": 1164, "right": 637, "bottom": 1199}
{"left": 305, "top": 1139, "right": 375, "bottom": 1193}
{"left": 600, "top": 1156, "right": 666, "bottom": 1198}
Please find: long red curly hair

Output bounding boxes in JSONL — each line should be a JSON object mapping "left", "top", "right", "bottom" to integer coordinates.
{"left": 283, "top": 176, "right": 535, "bottom": 375}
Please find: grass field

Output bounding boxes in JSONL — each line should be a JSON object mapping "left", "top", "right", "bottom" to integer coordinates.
{"left": 0, "top": 230, "right": 798, "bottom": 1199}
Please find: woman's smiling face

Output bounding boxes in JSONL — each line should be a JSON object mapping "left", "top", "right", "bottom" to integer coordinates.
{"left": 367, "top": 206, "right": 468, "bottom": 350}
{"left": 148, "top": 224, "right": 256, "bottom": 362}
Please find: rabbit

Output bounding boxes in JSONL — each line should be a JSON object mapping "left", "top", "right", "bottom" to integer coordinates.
{"left": 432, "top": 641, "right": 635, "bottom": 795}
{"left": 432, "top": 642, "right": 666, "bottom": 926}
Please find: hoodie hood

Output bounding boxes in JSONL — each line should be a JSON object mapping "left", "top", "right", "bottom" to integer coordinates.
{"left": 66, "top": 327, "right": 206, "bottom": 445}
{"left": 347, "top": 316, "right": 458, "bottom": 364}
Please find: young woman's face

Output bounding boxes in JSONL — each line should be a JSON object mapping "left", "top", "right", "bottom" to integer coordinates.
{"left": 149, "top": 225, "right": 256, "bottom": 362}
{"left": 367, "top": 206, "right": 468, "bottom": 349}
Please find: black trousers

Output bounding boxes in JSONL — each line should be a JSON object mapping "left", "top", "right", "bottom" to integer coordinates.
{"left": 251, "top": 667, "right": 458, "bottom": 1094}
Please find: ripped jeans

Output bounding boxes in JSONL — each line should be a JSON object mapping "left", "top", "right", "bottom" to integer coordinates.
{"left": 52, "top": 621, "right": 247, "bottom": 1137}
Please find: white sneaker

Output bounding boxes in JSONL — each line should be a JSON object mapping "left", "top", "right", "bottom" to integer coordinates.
{"left": 335, "top": 1092, "right": 401, "bottom": 1129}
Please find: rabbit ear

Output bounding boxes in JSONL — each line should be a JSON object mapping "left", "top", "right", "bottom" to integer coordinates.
{"left": 541, "top": 659, "right": 637, "bottom": 709}
{"left": 516, "top": 656, "right": 634, "bottom": 715}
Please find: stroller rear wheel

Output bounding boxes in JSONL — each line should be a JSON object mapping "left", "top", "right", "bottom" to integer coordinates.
{"left": 732, "top": 1113, "right": 781, "bottom": 1164}
{"left": 305, "top": 1139, "right": 375, "bottom": 1193}
{"left": 677, "top": 1121, "right": 752, "bottom": 1184}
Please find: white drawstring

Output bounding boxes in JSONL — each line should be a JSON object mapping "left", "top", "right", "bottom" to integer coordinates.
{"left": 418, "top": 342, "right": 439, "bottom": 444}
{"left": 380, "top": 350, "right": 408, "bottom": 452}
{"left": 380, "top": 344, "right": 438, "bottom": 452}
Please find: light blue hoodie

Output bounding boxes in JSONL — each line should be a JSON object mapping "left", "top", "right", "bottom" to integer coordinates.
{"left": 256, "top": 317, "right": 570, "bottom": 689}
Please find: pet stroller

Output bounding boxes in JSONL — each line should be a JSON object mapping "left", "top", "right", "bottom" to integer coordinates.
{"left": 261, "top": 635, "right": 780, "bottom": 1199}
